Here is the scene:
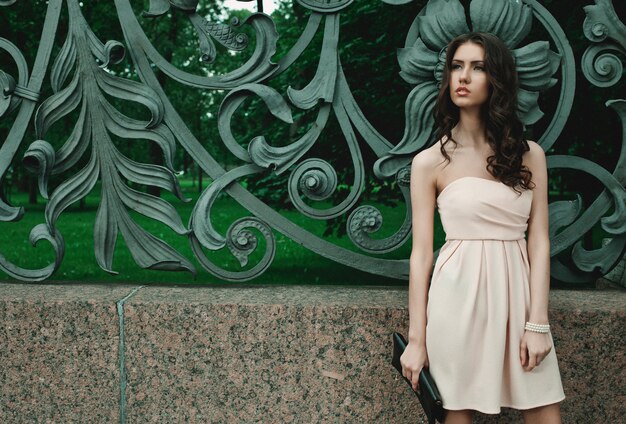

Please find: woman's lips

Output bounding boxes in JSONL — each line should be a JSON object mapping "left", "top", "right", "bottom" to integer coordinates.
{"left": 455, "top": 87, "right": 470, "bottom": 95}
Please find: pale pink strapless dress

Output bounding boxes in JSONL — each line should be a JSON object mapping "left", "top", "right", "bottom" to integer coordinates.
{"left": 426, "top": 176, "right": 565, "bottom": 414}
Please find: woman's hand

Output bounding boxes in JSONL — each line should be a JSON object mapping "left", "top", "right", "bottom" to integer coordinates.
{"left": 400, "top": 342, "right": 429, "bottom": 392}
{"left": 520, "top": 331, "right": 552, "bottom": 371}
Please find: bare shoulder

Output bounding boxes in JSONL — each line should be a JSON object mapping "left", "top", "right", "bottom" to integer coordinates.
{"left": 411, "top": 144, "right": 443, "bottom": 180}
{"left": 523, "top": 140, "right": 547, "bottom": 171}
{"left": 410, "top": 146, "right": 440, "bottom": 206}
{"left": 525, "top": 140, "right": 545, "bottom": 156}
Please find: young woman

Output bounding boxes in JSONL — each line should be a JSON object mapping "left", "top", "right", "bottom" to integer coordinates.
{"left": 400, "top": 32, "right": 566, "bottom": 423}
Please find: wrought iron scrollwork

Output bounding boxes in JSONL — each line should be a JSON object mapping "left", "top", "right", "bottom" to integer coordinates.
{"left": 21, "top": 0, "right": 194, "bottom": 276}
{"left": 544, "top": 0, "right": 626, "bottom": 283}
{"left": 0, "top": 0, "right": 624, "bottom": 283}
{"left": 143, "top": 0, "right": 249, "bottom": 64}
{"left": 347, "top": 166, "right": 412, "bottom": 254}
{"left": 581, "top": 0, "right": 625, "bottom": 88}
{"left": 0, "top": 0, "right": 63, "bottom": 281}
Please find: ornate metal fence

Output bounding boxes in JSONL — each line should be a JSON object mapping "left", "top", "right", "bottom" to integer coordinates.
{"left": 0, "top": 0, "right": 624, "bottom": 283}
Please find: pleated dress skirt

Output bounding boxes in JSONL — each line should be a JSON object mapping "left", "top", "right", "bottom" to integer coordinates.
{"left": 426, "top": 177, "right": 565, "bottom": 414}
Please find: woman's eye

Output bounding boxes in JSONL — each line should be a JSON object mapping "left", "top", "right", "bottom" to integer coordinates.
{"left": 475, "top": 65, "right": 484, "bottom": 71}
{"left": 451, "top": 64, "right": 462, "bottom": 70}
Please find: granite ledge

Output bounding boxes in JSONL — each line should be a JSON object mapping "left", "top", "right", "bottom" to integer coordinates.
{"left": 0, "top": 282, "right": 623, "bottom": 423}
{"left": 0, "top": 282, "right": 140, "bottom": 303}
{"left": 0, "top": 283, "right": 623, "bottom": 313}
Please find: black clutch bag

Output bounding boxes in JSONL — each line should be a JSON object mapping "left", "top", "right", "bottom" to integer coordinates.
{"left": 391, "top": 332, "right": 444, "bottom": 424}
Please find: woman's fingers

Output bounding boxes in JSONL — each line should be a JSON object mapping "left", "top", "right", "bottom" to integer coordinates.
{"left": 527, "top": 352, "right": 538, "bottom": 371}
{"left": 535, "top": 346, "right": 551, "bottom": 364}
{"left": 520, "top": 333, "right": 554, "bottom": 371}
{"left": 412, "top": 372, "right": 420, "bottom": 392}
{"left": 401, "top": 356, "right": 409, "bottom": 379}
{"left": 520, "top": 342, "right": 527, "bottom": 367}
{"left": 402, "top": 365, "right": 420, "bottom": 392}
{"left": 399, "top": 345, "right": 428, "bottom": 392}
{"left": 527, "top": 346, "right": 552, "bottom": 370}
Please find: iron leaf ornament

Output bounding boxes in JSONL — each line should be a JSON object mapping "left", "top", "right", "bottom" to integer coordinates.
{"left": 376, "top": 0, "right": 561, "bottom": 179}
{"left": 23, "top": 0, "right": 195, "bottom": 276}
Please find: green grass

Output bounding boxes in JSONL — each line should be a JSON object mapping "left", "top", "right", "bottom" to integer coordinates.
{"left": 0, "top": 182, "right": 610, "bottom": 286}
{"left": 0, "top": 181, "right": 433, "bottom": 286}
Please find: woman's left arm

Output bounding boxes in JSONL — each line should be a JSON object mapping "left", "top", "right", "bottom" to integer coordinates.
{"left": 520, "top": 141, "right": 553, "bottom": 372}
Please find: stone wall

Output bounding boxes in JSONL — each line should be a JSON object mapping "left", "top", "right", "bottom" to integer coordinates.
{"left": 0, "top": 283, "right": 623, "bottom": 423}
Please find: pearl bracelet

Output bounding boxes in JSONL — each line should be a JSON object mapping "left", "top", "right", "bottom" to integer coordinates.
{"left": 525, "top": 322, "right": 550, "bottom": 333}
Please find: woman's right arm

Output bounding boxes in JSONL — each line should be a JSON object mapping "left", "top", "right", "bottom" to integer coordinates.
{"left": 401, "top": 151, "right": 437, "bottom": 392}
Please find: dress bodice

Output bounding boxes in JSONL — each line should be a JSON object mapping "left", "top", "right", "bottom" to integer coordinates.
{"left": 436, "top": 176, "right": 533, "bottom": 241}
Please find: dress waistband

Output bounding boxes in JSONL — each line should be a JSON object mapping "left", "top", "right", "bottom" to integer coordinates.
{"left": 445, "top": 237, "right": 526, "bottom": 242}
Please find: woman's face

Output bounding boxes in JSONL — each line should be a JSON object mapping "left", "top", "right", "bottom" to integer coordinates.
{"left": 449, "top": 42, "right": 489, "bottom": 109}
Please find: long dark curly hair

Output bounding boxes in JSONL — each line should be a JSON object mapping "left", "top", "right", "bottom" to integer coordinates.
{"left": 434, "top": 32, "right": 534, "bottom": 193}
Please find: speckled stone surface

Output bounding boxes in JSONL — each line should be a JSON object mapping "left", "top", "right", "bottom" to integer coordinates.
{"left": 122, "top": 285, "right": 626, "bottom": 423}
{"left": 123, "top": 286, "right": 412, "bottom": 423}
{"left": 0, "top": 283, "right": 623, "bottom": 423}
{"left": 0, "top": 283, "right": 134, "bottom": 423}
